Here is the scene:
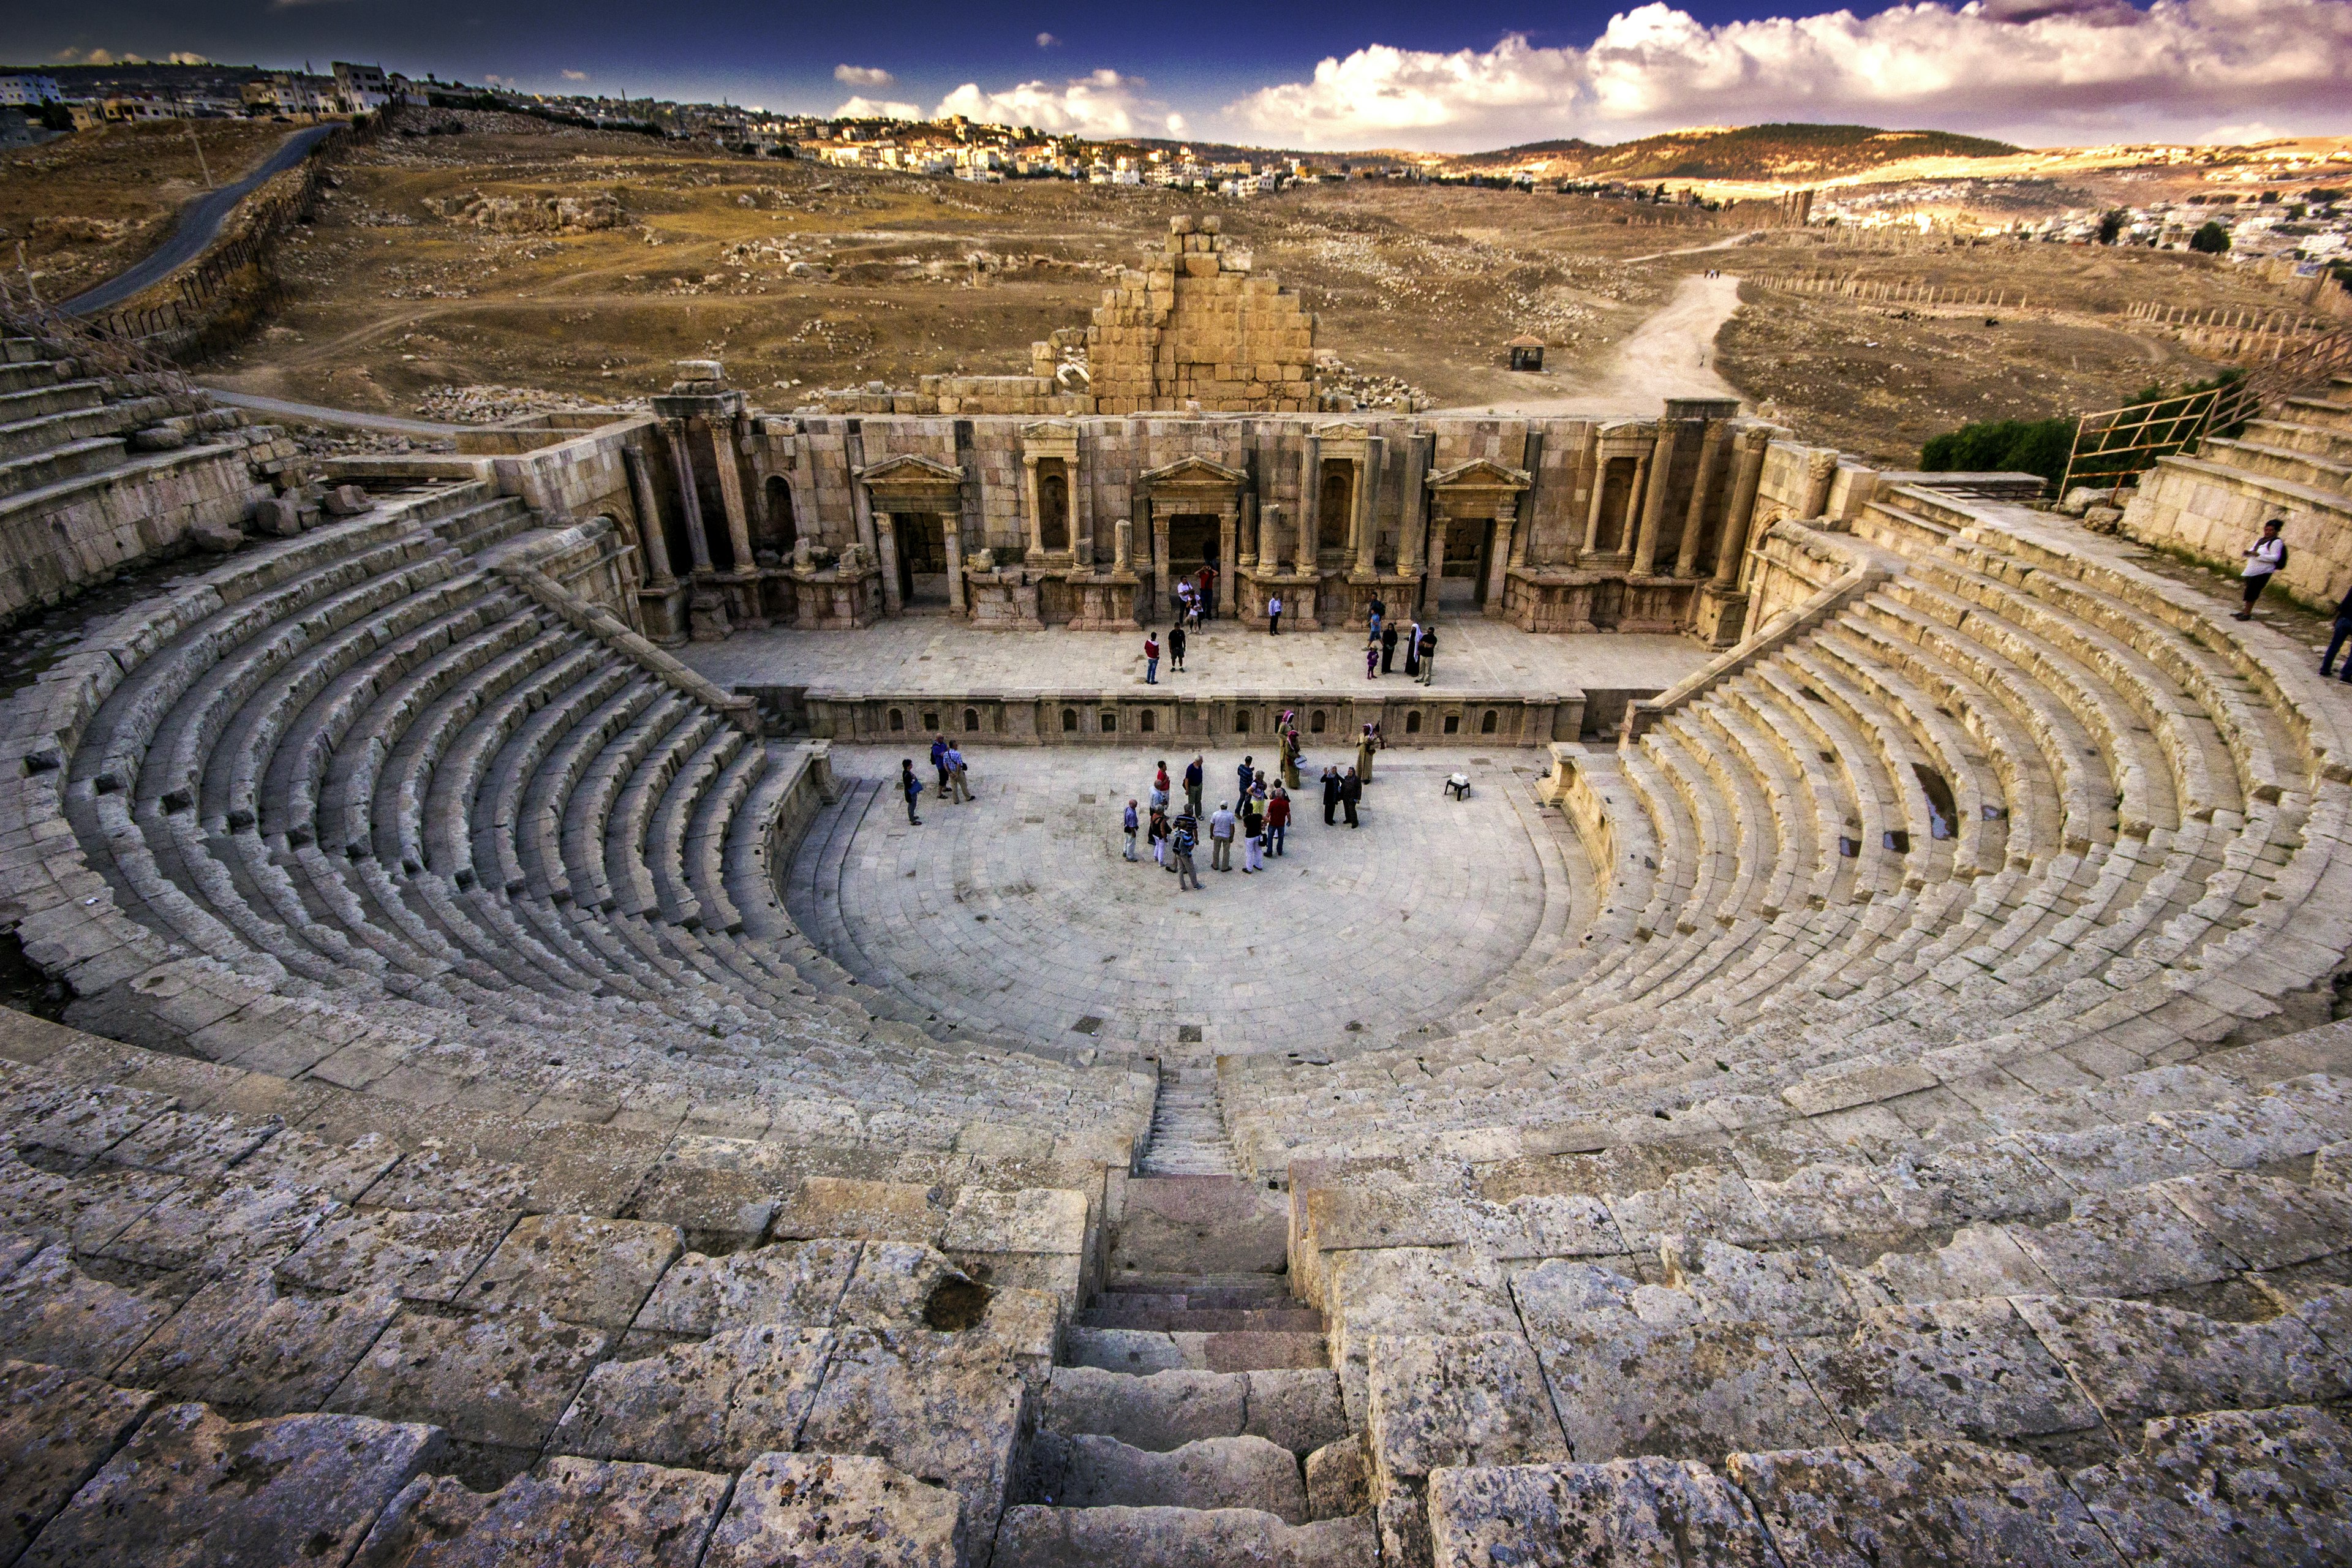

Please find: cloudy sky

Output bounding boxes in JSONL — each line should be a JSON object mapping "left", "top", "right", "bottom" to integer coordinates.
{"left": 21, "top": 0, "right": 2352, "bottom": 151}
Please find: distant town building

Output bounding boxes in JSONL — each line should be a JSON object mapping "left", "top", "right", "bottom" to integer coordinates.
{"left": 331, "top": 62, "right": 390, "bottom": 113}
{"left": 0, "top": 75, "right": 63, "bottom": 107}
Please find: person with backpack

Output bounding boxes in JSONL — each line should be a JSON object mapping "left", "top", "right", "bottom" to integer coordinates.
{"left": 900, "top": 760, "right": 924, "bottom": 825}
{"left": 1170, "top": 814, "right": 1202, "bottom": 891}
{"left": 2237, "top": 518, "right": 2286, "bottom": 620}
{"left": 1148, "top": 805, "right": 1171, "bottom": 865}
{"left": 944, "top": 742, "right": 972, "bottom": 803}
{"left": 1183, "top": 756, "right": 1205, "bottom": 818}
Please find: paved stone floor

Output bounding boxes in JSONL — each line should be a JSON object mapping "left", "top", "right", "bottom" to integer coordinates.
{"left": 680, "top": 616, "right": 1710, "bottom": 699}
{"left": 790, "top": 744, "right": 1592, "bottom": 1059}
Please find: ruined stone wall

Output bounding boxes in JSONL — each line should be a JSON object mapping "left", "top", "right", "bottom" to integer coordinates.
{"left": 1088, "top": 216, "right": 1317, "bottom": 415}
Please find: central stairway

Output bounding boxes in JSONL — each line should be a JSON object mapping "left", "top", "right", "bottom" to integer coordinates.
{"left": 1140, "top": 1053, "right": 1239, "bottom": 1175}
{"left": 996, "top": 1175, "right": 1376, "bottom": 1565}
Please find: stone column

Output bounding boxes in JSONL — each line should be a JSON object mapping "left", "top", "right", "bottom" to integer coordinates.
{"left": 1675, "top": 420, "right": 1729, "bottom": 578}
{"left": 1112, "top": 516, "right": 1133, "bottom": 574}
{"left": 846, "top": 429, "right": 878, "bottom": 562}
{"left": 1074, "top": 432, "right": 1095, "bottom": 567}
{"left": 1218, "top": 508, "right": 1238, "bottom": 616}
{"left": 1716, "top": 430, "right": 1771, "bottom": 588}
{"left": 665, "top": 420, "right": 714, "bottom": 573}
{"left": 874, "top": 511, "right": 903, "bottom": 616}
{"left": 1353, "top": 443, "right": 1380, "bottom": 577}
{"left": 1297, "top": 435, "right": 1321, "bottom": 565}
{"left": 706, "top": 417, "right": 755, "bottom": 570}
{"left": 1399, "top": 433, "right": 1429, "bottom": 580}
{"left": 1022, "top": 456, "right": 1046, "bottom": 561}
{"left": 1802, "top": 448, "right": 1840, "bottom": 521}
{"left": 1582, "top": 455, "right": 1613, "bottom": 555}
{"left": 1239, "top": 495, "right": 1258, "bottom": 569}
{"left": 943, "top": 521, "right": 965, "bottom": 616}
{"left": 1515, "top": 431, "right": 1543, "bottom": 567}
{"left": 1485, "top": 502, "right": 1516, "bottom": 616}
{"left": 1151, "top": 507, "right": 1171, "bottom": 616}
{"left": 622, "top": 446, "right": 676, "bottom": 589}
{"left": 1424, "top": 516, "right": 1449, "bottom": 614}
{"left": 1630, "top": 425, "right": 1675, "bottom": 576}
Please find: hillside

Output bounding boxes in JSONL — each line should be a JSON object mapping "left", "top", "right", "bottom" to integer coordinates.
{"left": 1453, "top": 123, "right": 2022, "bottom": 181}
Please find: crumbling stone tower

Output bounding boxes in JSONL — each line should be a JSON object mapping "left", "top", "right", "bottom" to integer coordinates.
{"left": 1087, "top": 215, "right": 1316, "bottom": 414}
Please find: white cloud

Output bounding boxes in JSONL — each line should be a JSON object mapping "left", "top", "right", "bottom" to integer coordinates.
{"left": 834, "top": 64, "right": 895, "bottom": 88}
{"left": 52, "top": 47, "right": 146, "bottom": 64}
{"left": 1223, "top": 0, "right": 2352, "bottom": 150}
{"left": 834, "top": 95, "right": 922, "bottom": 121}
{"left": 1036, "top": 32, "right": 1060, "bottom": 47}
{"left": 166, "top": 51, "right": 208, "bottom": 65}
{"left": 1166, "top": 111, "right": 1188, "bottom": 135}
{"left": 935, "top": 69, "right": 1159, "bottom": 137}
{"left": 560, "top": 69, "right": 589, "bottom": 81}
{"left": 2204, "top": 119, "right": 2291, "bottom": 143}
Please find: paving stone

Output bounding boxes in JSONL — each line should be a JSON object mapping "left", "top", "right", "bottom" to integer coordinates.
{"left": 327, "top": 1304, "right": 612, "bottom": 1450}
{"left": 0, "top": 1358, "right": 158, "bottom": 1566}
{"left": 1727, "top": 1439, "right": 2122, "bottom": 1566}
{"left": 798, "top": 1325, "right": 1031, "bottom": 1548}
{"left": 2012, "top": 1293, "right": 2352, "bottom": 1427}
{"left": 353, "top": 1455, "right": 732, "bottom": 1568}
{"left": 837, "top": 1240, "right": 989, "bottom": 1327}
{"left": 2068, "top": 1404, "right": 2352, "bottom": 1567}
{"left": 549, "top": 1323, "right": 832, "bottom": 1470}
{"left": 1365, "top": 1330, "right": 1567, "bottom": 1492}
{"left": 0, "top": 1240, "right": 175, "bottom": 1375}
{"left": 117, "top": 1265, "right": 404, "bottom": 1415}
{"left": 1660, "top": 1238, "right": 1865, "bottom": 1336}
{"left": 2010, "top": 1188, "right": 2246, "bottom": 1296}
{"left": 2154, "top": 1169, "right": 2352, "bottom": 1271}
{"left": 1794, "top": 1298, "right": 2105, "bottom": 1450}
{"left": 1427, "top": 1456, "right": 1776, "bottom": 1568}
{"left": 277, "top": 1205, "right": 517, "bottom": 1302}
{"left": 990, "top": 1503, "right": 1378, "bottom": 1568}
{"left": 772, "top": 1175, "right": 949, "bottom": 1245}
{"left": 631, "top": 1237, "right": 862, "bottom": 1336}
{"left": 96, "top": 1177, "right": 344, "bottom": 1276}
{"left": 458, "top": 1213, "right": 682, "bottom": 1327}
{"left": 22, "top": 1401, "right": 442, "bottom": 1568}
{"left": 1861, "top": 1224, "right": 2056, "bottom": 1304}
{"left": 703, "top": 1453, "right": 962, "bottom": 1568}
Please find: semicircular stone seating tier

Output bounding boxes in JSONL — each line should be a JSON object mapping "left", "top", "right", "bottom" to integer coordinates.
{"left": 7, "top": 347, "right": 2352, "bottom": 1566}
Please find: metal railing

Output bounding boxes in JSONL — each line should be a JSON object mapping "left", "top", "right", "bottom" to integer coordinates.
{"left": 2062, "top": 326, "right": 2352, "bottom": 495}
{"left": 0, "top": 281, "right": 190, "bottom": 396}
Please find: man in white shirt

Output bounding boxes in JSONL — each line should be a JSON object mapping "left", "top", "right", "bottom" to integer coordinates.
{"left": 2237, "top": 518, "right": 2286, "bottom": 621}
{"left": 1208, "top": 802, "right": 1237, "bottom": 871}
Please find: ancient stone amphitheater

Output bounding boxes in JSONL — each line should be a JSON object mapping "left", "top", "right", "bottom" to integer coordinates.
{"left": 3, "top": 311, "right": 2352, "bottom": 1567}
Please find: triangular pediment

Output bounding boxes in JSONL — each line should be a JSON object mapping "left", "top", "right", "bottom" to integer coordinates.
{"left": 856, "top": 453, "right": 965, "bottom": 483}
{"left": 1139, "top": 455, "right": 1245, "bottom": 486}
{"left": 1313, "top": 421, "right": 1371, "bottom": 441}
{"left": 1022, "top": 420, "right": 1079, "bottom": 439}
{"left": 1427, "top": 458, "right": 1531, "bottom": 491}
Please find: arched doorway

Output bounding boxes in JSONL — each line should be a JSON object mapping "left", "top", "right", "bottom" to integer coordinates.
{"left": 897, "top": 513, "right": 950, "bottom": 606}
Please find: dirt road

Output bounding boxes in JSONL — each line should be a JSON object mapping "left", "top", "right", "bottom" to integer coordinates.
{"left": 1437, "top": 271, "right": 1747, "bottom": 417}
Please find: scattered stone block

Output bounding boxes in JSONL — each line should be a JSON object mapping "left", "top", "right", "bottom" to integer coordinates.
{"left": 0, "top": 1358, "right": 158, "bottom": 1565}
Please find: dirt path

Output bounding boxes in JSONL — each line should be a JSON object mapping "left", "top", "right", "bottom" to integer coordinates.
{"left": 1436, "top": 271, "right": 1748, "bottom": 417}
{"left": 202, "top": 388, "right": 461, "bottom": 437}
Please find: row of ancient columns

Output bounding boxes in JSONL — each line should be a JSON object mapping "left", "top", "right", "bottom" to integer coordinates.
{"left": 1577, "top": 422, "right": 1772, "bottom": 584}
{"left": 649, "top": 414, "right": 753, "bottom": 580}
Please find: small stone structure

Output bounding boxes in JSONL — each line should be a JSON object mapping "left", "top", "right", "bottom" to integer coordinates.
{"left": 1506, "top": 335, "right": 1545, "bottom": 372}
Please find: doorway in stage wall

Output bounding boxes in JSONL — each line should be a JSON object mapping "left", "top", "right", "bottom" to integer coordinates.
{"left": 1440, "top": 522, "right": 1491, "bottom": 607}
{"left": 898, "top": 513, "right": 950, "bottom": 606}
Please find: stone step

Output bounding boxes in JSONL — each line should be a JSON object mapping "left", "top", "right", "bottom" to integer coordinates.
{"left": 992, "top": 1505, "right": 1376, "bottom": 1568}
{"left": 1093, "top": 1287, "right": 1300, "bottom": 1311}
{"left": 1101, "top": 1272, "right": 1296, "bottom": 1294}
{"left": 1074, "top": 1305, "right": 1325, "bottom": 1334}
{"left": 1024, "top": 1433, "right": 1306, "bottom": 1521}
{"left": 1112, "top": 1175, "right": 1288, "bottom": 1276}
{"left": 1064, "top": 1326, "right": 1328, "bottom": 1376}
{"left": 1041, "top": 1367, "right": 1348, "bottom": 1457}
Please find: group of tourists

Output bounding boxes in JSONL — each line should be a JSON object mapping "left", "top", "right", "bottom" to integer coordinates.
{"left": 898, "top": 735, "right": 977, "bottom": 823}
{"left": 1357, "top": 597, "right": 1438, "bottom": 685}
{"left": 1123, "top": 729, "right": 1376, "bottom": 890}
{"left": 1175, "top": 567, "right": 1217, "bottom": 628}
{"left": 1141, "top": 624, "right": 1188, "bottom": 683}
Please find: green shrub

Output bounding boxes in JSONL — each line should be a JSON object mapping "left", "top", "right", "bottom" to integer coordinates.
{"left": 2189, "top": 220, "right": 2231, "bottom": 254}
{"left": 1918, "top": 417, "right": 2076, "bottom": 494}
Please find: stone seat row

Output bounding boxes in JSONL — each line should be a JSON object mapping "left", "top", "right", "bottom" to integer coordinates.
{"left": 0, "top": 1006, "right": 1132, "bottom": 1555}
{"left": 1218, "top": 498, "right": 2352, "bottom": 1178}
{"left": 0, "top": 480, "right": 1155, "bottom": 1167}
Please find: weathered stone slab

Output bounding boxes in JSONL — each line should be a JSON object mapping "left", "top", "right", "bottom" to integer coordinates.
{"left": 23, "top": 1401, "right": 442, "bottom": 1568}
{"left": 1493, "top": 1192, "right": 1629, "bottom": 1259}
{"left": 703, "top": 1453, "right": 962, "bottom": 1568}
{"left": 1608, "top": 1168, "right": 1773, "bottom": 1250}
{"left": 1029, "top": 1433, "right": 1307, "bottom": 1521}
{"left": 458, "top": 1213, "right": 682, "bottom": 1328}
{"left": 0, "top": 1240, "right": 175, "bottom": 1375}
{"left": 1661, "top": 1238, "right": 1863, "bottom": 1335}
{"left": 1324, "top": 1246, "right": 1517, "bottom": 1426}
{"left": 2155, "top": 1169, "right": 2352, "bottom": 1272}
{"left": 2011, "top": 1294, "right": 2351, "bottom": 1426}
{"left": 1513, "top": 1259, "right": 1841, "bottom": 1463}
{"left": 943, "top": 1186, "right": 1087, "bottom": 1255}
{"left": 1427, "top": 1457, "right": 1776, "bottom": 1567}
{"left": 1246, "top": 1369, "right": 1348, "bottom": 1457}
{"left": 1305, "top": 1435, "right": 1368, "bottom": 1522}
{"left": 359, "top": 1145, "right": 535, "bottom": 1213}
{"left": 230, "top": 1127, "right": 403, "bottom": 1203}
{"left": 277, "top": 1206, "right": 517, "bottom": 1303}
{"left": 1879, "top": 1141, "right": 2076, "bottom": 1226}
{"left": 771, "top": 1176, "right": 948, "bottom": 1244}
{"left": 351, "top": 1454, "right": 731, "bottom": 1567}
{"left": 1365, "top": 1331, "right": 1567, "bottom": 1492}
{"left": 631, "top": 1238, "right": 862, "bottom": 1336}
{"left": 0, "top": 1156, "right": 183, "bottom": 1254}
{"left": 1790, "top": 1300, "right": 2103, "bottom": 1448}
{"left": 836, "top": 1241, "right": 987, "bottom": 1329}
{"left": 990, "top": 1504, "right": 1376, "bottom": 1568}
{"left": 2069, "top": 1404, "right": 2352, "bottom": 1567}
{"left": 326, "top": 1305, "right": 611, "bottom": 1450}
{"left": 96, "top": 1177, "right": 342, "bottom": 1275}
{"left": 0, "top": 1357, "right": 158, "bottom": 1565}
{"left": 797, "top": 1325, "right": 1030, "bottom": 1549}
{"left": 1114, "top": 1176, "right": 1289, "bottom": 1275}
{"left": 118, "top": 1265, "right": 403, "bottom": 1415}
{"left": 1727, "top": 1439, "right": 2122, "bottom": 1566}
{"left": 549, "top": 1324, "right": 832, "bottom": 1470}
{"left": 1860, "top": 1224, "right": 2054, "bottom": 1303}
{"left": 2010, "top": 1188, "right": 2245, "bottom": 1296}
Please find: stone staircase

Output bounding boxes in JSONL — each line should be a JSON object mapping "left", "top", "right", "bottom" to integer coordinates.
{"left": 997, "top": 1174, "right": 1376, "bottom": 1565}
{"left": 1139, "top": 1054, "right": 1238, "bottom": 1176}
